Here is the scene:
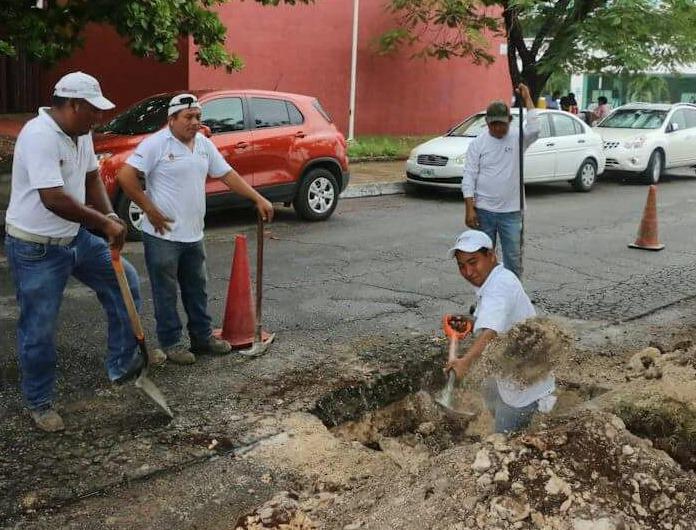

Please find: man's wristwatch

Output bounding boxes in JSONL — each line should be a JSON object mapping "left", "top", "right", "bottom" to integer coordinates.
{"left": 106, "top": 212, "right": 120, "bottom": 221}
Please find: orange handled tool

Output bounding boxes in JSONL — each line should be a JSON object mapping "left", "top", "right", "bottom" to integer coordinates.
{"left": 436, "top": 314, "right": 474, "bottom": 413}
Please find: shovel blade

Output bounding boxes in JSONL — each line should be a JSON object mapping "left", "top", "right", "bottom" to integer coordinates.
{"left": 135, "top": 371, "right": 174, "bottom": 418}
{"left": 239, "top": 332, "right": 275, "bottom": 358}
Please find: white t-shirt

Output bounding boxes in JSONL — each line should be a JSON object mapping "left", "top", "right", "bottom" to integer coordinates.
{"left": 473, "top": 264, "right": 555, "bottom": 409}
{"left": 126, "top": 128, "right": 232, "bottom": 243}
{"left": 6, "top": 108, "right": 99, "bottom": 238}
{"left": 461, "top": 110, "right": 541, "bottom": 213}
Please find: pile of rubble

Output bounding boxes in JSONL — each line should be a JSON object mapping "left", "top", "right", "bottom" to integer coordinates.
{"left": 465, "top": 410, "right": 695, "bottom": 529}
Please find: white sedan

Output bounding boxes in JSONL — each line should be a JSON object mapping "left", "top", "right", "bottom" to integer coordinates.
{"left": 405, "top": 109, "right": 606, "bottom": 192}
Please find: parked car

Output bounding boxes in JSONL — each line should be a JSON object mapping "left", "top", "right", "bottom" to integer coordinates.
{"left": 95, "top": 89, "right": 349, "bottom": 239}
{"left": 596, "top": 102, "right": 696, "bottom": 184}
{"left": 405, "top": 108, "right": 605, "bottom": 193}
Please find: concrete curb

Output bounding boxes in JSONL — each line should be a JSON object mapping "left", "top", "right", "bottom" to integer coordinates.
{"left": 341, "top": 181, "right": 406, "bottom": 199}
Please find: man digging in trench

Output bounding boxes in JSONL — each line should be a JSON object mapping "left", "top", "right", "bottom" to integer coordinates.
{"left": 444, "top": 229, "right": 563, "bottom": 433}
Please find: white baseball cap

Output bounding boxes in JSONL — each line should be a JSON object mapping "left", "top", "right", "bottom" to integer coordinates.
{"left": 53, "top": 71, "right": 115, "bottom": 110}
{"left": 168, "top": 93, "right": 201, "bottom": 116}
{"left": 448, "top": 230, "right": 494, "bottom": 258}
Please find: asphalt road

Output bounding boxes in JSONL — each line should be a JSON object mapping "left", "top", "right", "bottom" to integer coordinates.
{"left": 3, "top": 170, "right": 696, "bottom": 405}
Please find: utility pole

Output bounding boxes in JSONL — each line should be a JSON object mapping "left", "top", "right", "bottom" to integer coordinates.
{"left": 348, "top": 0, "right": 360, "bottom": 141}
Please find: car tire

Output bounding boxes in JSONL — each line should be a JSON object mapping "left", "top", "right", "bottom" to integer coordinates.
{"left": 293, "top": 168, "right": 339, "bottom": 221}
{"left": 571, "top": 159, "right": 597, "bottom": 192}
{"left": 116, "top": 193, "right": 144, "bottom": 241}
{"left": 642, "top": 150, "right": 663, "bottom": 185}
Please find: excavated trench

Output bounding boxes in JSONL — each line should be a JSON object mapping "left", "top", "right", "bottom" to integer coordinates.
{"left": 312, "top": 353, "right": 609, "bottom": 455}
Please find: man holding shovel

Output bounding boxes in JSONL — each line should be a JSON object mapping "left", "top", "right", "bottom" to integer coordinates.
{"left": 461, "top": 84, "right": 539, "bottom": 278}
{"left": 5, "top": 72, "right": 145, "bottom": 432}
{"left": 445, "top": 229, "right": 555, "bottom": 433}
{"left": 117, "top": 94, "right": 274, "bottom": 366}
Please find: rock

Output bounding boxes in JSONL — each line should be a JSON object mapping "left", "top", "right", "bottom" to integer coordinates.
{"left": 489, "top": 496, "right": 531, "bottom": 522}
{"left": 572, "top": 516, "right": 623, "bottom": 530}
{"left": 511, "top": 481, "right": 525, "bottom": 495}
{"left": 622, "top": 445, "right": 635, "bottom": 456}
{"left": 477, "top": 473, "right": 493, "bottom": 488}
{"left": 633, "top": 502, "right": 648, "bottom": 517}
{"left": 494, "top": 468, "right": 510, "bottom": 483}
{"left": 644, "top": 365, "right": 663, "bottom": 380}
{"left": 649, "top": 493, "right": 673, "bottom": 513}
{"left": 627, "top": 347, "right": 661, "bottom": 372}
{"left": 545, "top": 475, "right": 571, "bottom": 497}
{"left": 472, "top": 449, "right": 492, "bottom": 473}
{"left": 560, "top": 496, "right": 573, "bottom": 512}
{"left": 634, "top": 472, "right": 661, "bottom": 492}
{"left": 343, "top": 523, "right": 363, "bottom": 530}
{"left": 416, "top": 422, "right": 436, "bottom": 436}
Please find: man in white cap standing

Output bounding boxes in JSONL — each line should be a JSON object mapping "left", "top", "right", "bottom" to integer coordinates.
{"left": 444, "top": 229, "right": 555, "bottom": 433}
{"left": 5, "top": 71, "right": 145, "bottom": 432}
{"left": 117, "top": 94, "right": 274, "bottom": 365}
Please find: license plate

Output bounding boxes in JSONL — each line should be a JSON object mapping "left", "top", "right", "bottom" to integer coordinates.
{"left": 421, "top": 168, "right": 434, "bottom": 177}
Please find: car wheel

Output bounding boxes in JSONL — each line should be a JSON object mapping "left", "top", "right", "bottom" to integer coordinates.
{"left": 642, "top": 150, "right": 663, "bottom": 185}
{"left": 571, "top": 159, "right": 597, "bottom": 192}
{"left": 293, "top": 168, "right": 339, "bottom": 221}
{"left": 116, "top": 194, "right": 144, "bottom": 241}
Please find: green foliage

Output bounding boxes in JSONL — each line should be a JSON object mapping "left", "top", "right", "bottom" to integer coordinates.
{"left": 0, "top": 0, "right": 311, "bottom": 71}
{"left": 348, "top": 136, "right": 435, "bottom": 159}
{"left": 382, "top": 0, "right": 696, "bottom": 99}
{"left": 626, "top": 75, "right": 671, "bottom": 103}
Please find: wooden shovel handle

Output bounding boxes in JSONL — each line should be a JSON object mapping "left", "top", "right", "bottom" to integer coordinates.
{"left": 111, "top": 250, "right": 145, "bottom": 341}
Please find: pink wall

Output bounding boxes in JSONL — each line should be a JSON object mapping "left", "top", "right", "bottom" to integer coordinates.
{"left": 41, "top": 25, "right": 188, "bottom": 115}
{"left": 188, "top": 0, "right": 511, "bottom": 135}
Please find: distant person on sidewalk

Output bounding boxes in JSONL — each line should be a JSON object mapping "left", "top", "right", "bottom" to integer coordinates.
{"left": 461, "top": 83, "right": 540, "bottom": 278}
{"left": 5, "top": 72, "right": 145, "bottom": 432}
{"left": 117, "top": 93, "right": 274, "bottom": 366}
{"left": 546, "top": 91, "right": 561, "bottom": 110}
{"left": 444, "top": 230, "right": 557, "bottom": 433}
{"left": 592, "top": 96, "right": 612, "bottom": 123}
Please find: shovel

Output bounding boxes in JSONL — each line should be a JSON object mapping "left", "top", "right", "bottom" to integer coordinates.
{"left": 111, "top": 249, "right": 173, "bottom": 418}
{"left": 435, "top": 314, "right": 475, "bottom": 416}
{"left": 240, "top": 213, "right": 275, "bottom": 357}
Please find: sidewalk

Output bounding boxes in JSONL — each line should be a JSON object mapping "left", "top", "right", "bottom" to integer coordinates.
{"left": 342, "top": 160, "right": 405, "bottom": 198}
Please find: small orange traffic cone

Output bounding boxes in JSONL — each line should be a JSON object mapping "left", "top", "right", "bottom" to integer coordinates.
{"left": 214, "top": 235, "right": 257, "bottom": 348}
{"left": 628, "top": 185, "right": 665, "bottom": 251}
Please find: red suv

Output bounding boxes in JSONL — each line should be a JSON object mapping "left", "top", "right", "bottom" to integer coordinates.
{"left": 95, "top": 89, "right": 349, "bottom": 239}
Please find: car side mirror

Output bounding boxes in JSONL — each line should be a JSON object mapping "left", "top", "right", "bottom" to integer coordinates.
{"left": 199, "top": 124, "right": 212, "bottom": 138}
{"left": 669, "top": 122, "right": 680, "bottom": 133}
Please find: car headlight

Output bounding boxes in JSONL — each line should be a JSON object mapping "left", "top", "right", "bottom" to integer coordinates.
{"left": 623, "top": 136, "right": 646, "bottom": 149}
{"left": 408, "top": 149, "right": 417, "bottom": 162}
{"left": 96, "top": 152, "right": 113, "bottom": 164}
{"left": 453, "top": 153, "right": 467, "bottom": 165}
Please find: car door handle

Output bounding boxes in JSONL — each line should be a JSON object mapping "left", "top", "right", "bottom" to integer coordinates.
{"left": 234, "top": 141, "right": 249, "bottom": 149}
{"left": 295, "top": 131, "right": 306, "bottom": 138}
{"left": 546, "top": 142, "right": 555, "bottom": 147}
{"left": 577, "top": 139, "right": 586, "bottom": 144}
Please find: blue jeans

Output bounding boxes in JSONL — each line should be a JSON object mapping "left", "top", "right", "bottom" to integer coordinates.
{"left": 5, "top": 228, "right": 141, "bottom": 411}
{"left": 142, "top": 233, "right": 212, "bottom": 349}
{"left": 482, "top": 378, "right": 538, "bottom": 433}
{"left": 475, "top": 208, "right": 522, "bottom": 278}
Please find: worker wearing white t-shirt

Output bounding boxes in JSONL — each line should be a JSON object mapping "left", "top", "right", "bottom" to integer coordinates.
{"left": 5, "top": 72, "right": 145, "bottom": 432}
{"left": 444, "top": 230, "right": 555, "bottom": 433}
{"left": 117, "top": 94, "right": 274, "bottom": 366}
{"left": 461, "top": 84, "right": 540, "bottom": 278}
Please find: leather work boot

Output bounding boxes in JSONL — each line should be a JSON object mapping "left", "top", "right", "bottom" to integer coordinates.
{"left": 149, "top": 348, "right": 167, "bottom": 367}
{"left": 31, "top": 407, "right": 65, "bottom": 433}
{"left": 190, "top": 336, "right": 232, "bottom": 356}
{"left": 164, "top": 345, "right": 196, "bottom": 365}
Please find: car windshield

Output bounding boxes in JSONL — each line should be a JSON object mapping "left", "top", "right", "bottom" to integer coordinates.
{"left": 598, "top": 109, "right": 667, "bottom": 129}
{"left": 446, "top": 113, "right": 520, "bottom": 137}
{"left": 96, "top": 95, "right": 171, "bottom": 135}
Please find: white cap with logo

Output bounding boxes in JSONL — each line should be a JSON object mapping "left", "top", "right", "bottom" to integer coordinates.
{"left": 448, "top": 230, "right": 494, "bottom": 258}
{"left": 168, "top": 93, "right": 202, "bottom": 116}
{"left": 53, "top": 71, "right": 115, "bottom": 110}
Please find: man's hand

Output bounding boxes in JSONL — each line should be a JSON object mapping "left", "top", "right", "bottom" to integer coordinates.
{"left": 465, "top": 207, "right": 479, "bottom": 229}
{"left": 255, "top": 196, "right": 274, "bottom": 223}
{"left": 516, "top": 83, "right": 535, "bottom": 109}
{"left": 145, "top": 206, "right": 174, "bottom": 235}
{"left": 444, "top": 357, "right": 472, "bottom": 381}
{"left": 103, "top": 218, "right": 126, "bottom": 250}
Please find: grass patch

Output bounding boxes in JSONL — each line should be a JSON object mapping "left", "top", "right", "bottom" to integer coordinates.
{"left": 348, "top": 135, "right": 435, "bottom": 159}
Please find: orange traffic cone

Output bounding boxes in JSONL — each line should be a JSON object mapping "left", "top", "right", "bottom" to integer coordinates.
{"left": 214, "top": 235, "right": 257, "bottom": 348}
{"left": 628, "top": 185, "right": 665, "bottom": 251}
